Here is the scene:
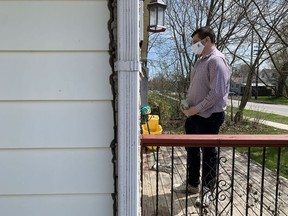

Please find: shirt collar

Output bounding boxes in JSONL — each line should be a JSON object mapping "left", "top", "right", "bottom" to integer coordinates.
{"left": 200, "top": 47, "right": 217, "bottom": 60}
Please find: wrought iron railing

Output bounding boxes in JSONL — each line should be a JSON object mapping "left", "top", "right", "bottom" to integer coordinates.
{"left": 141, "top": 134, "right": 288, "bottom": 216}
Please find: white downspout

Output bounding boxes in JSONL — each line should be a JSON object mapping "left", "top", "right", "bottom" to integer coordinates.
{"left": 115, "top": 0, "right": 141, "bottom": 215}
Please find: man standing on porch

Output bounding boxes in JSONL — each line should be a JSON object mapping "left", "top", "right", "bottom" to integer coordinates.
{"left": 174, "top": 26, "right": 231, "bottom": 207}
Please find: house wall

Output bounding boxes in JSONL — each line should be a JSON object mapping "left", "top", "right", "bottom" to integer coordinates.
{"left": 0, "top": 1, "right": 114, "bottom": 216}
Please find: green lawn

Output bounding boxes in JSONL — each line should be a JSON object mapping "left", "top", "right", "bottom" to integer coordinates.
{"left": 226, "top": 106, "right": 288, "bottom": 125}
{"left": 236, "top": 147, "right": 288, "bottom": 178}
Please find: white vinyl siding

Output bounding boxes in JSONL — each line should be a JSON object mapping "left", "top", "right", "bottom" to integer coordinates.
{"left": 0, "top": 195, "right": 112, "bottom": 216}
{"left": 0, "top": 1, "right": 113, "bottom": 216}
{"left": 0, "top": 101, "right": 113, "bottom": 148}
{"left": 0, "top": 52, "right": 112, "bottom": 100}
{"left": 0, "top": 149, "right": 112, "bottom": 194}
{"left": 0, "top": 1, "right": 108, "bottom": 50}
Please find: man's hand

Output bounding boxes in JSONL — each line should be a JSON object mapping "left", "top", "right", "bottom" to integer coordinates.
{"left": 180, "top": 106, "right": 199, "bottom": 117}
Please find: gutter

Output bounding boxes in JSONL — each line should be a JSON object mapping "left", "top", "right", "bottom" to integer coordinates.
{"left": 115, "top": 0, "right": 141, "bottom": 215}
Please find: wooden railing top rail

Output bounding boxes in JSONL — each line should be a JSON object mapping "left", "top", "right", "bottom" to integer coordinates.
{"left": 141, "top": 134, "right": 288, "bottom": 147}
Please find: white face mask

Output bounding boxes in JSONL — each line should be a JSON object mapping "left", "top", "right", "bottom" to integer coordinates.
{"left": 191, "top": 41, "right": 205, "bottom": 55}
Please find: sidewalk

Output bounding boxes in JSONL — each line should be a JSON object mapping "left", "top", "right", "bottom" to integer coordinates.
{"left": 261, "top": 120, "right": 288, "bottom": 131}
{"left": 247, "top": 117, "right": 288, "bottom": 130}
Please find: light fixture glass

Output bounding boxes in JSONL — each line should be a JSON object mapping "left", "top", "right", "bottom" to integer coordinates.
{"left": 147, "top": 0, "right": 167, "bottom": 33}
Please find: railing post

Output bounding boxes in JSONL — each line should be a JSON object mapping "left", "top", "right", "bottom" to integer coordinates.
{"left": 260, "top": 147, "right": 266, "bottom": 215}
{"left": 245, "top": 147, "right": 251, "bottom": 215}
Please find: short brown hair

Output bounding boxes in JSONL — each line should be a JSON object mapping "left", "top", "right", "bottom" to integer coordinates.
{"left": 191, "top": 26, "right": 216, "bottom": 44}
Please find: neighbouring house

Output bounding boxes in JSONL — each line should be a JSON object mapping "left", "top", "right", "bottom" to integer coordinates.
{"left": 0, "top": 1, "right": 147, "bottom": 216}
{"left": 260, "top": 68, "right": 278, "bottom": 85}
{"left": 230, "top": 66, "right": 276, "bottom": 96}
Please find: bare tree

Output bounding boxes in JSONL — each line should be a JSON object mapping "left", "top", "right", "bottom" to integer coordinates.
{"left": 148, "top": 0, "right": 288, "bottom": 122}
{"left": 269, "top": 15, "right": 288, "bottom": 97}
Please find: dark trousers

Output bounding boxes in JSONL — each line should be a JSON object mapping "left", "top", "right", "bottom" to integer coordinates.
{"left": 185, "top": 112, "right": 225, "bottom": 189}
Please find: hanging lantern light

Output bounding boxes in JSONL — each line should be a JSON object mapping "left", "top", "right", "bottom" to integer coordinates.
{"left": 147, "top": 0, "right": 167, "bottom": 33}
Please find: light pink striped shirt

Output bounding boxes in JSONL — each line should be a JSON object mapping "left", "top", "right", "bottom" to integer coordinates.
{"left": 186, "top": 48, "right": 231, "bottom": 118}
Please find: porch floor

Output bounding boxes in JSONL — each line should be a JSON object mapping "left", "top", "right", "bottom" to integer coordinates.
{"left": 142, "top": 146, "right": 288, "bottom": 216}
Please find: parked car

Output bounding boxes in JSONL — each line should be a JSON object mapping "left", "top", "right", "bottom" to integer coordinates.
{"left": 229, "top": 91, "right": 238, "bottom": 96}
